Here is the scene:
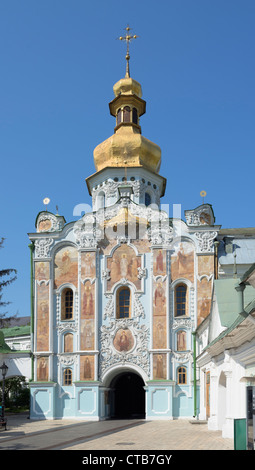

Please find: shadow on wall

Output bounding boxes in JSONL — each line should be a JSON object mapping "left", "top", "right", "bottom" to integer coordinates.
{"left": 173, "top": 386, "right": 193, "bottom": 418}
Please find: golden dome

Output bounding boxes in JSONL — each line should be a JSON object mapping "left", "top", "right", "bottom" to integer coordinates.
{"left": 93, "top": 126, "right": 161, "bottom": 173}
{"left": 113, "top": 77, "right": 142, "bottom": 98}
{"left": 93, "top": 76, "right": 162, "bottom": 174}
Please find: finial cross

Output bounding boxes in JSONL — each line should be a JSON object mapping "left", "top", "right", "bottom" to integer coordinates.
{"left": 118, "top": 25, "right": 138, "bottom": 78}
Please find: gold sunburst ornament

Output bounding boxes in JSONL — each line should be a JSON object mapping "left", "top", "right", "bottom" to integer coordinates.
{"left": 43, "top": 197, "right": 50, "bottom": 211}
{"left": 200, "top": 191, "right": 207, "bottom": 204}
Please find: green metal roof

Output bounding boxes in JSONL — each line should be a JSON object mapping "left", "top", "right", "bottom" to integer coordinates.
{"left": 0, "top": 331, "right": 12, "bottom": 353}
{"left": 214, "top": 278, "right": 255, "bottom": 328}
{"left": 205, "top": 313, "right": 246, "bottom": 349}
{"left": 2, "top": 325, "right": 30, "bottom": 338}
{"left": 203, "top": 277, "right": 255, "bottom": 351}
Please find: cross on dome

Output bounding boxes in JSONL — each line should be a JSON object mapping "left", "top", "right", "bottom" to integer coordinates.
{"left": 118, "top": 25, "right": 138, "bottom": 78}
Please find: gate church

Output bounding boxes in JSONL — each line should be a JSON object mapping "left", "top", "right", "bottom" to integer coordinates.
{"left": 28, "top": 35, "right": 219, "bottom": 420}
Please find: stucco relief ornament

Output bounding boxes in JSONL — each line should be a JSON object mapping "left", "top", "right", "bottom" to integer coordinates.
{"left": 103, "top": 294, "right": 115, "bottom": 319}
{"left": 99, "top": 320, "right": 149, "bottom": 380}
{"left": 57, "top": 354, "right": 78, "bottom": 366}
{"left": 195, "top": 231, "right": 217, "bottom": 253}
{"left": 74, "top": 218, "right": 102, "bottom": 248}
{"left": 56, "top": 322, "right": 78, "bottom": 334}
{"left": 92, "top": 179, "right": 148, "bottom": 203}
{"left": 34, "top": 238, "right": 54, "bottom": 258}
{"left": 149, "top": 224, "right": 173, "bottom": 246}
{"left": 133, "top": 293, "right": 145, "bottom": 318}
{"left": 116, "top": 235, "right": 129, "bottom": 244}
{"left": 102, "top": 269, "right": 111, "bottom": 281}
{"left": 137, "top": 267, "right": 147, "bottom": 280}
{"left": 172, "top": 318, "right": 192, "bottom": 330}
{"left": 172, "top": 351, "right": 193, "bottom": 363}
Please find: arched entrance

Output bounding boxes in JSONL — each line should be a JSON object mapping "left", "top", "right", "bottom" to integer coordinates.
{"left": 110, "top": 372, "right": 145, "bottom": 419}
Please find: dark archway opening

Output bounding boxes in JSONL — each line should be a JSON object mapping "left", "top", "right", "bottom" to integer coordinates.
{"left": 110, "top": 372, "right": 145, "bottom": 419}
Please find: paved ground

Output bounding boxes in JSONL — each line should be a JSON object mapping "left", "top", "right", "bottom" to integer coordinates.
{"left": 0, "top": 413, "right": 234, "bottom": 451}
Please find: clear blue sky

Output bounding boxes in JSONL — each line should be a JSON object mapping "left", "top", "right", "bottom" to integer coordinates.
{"left": 1, "top": 0, "right": 254, "bottom": 318}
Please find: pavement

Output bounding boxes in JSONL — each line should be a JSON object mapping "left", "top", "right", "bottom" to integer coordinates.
{"left": 0, "top": 412, "right": 234, "bottom": 451}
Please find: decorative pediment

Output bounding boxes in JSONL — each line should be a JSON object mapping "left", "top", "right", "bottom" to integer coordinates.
{"left": 185, "top": 204, "right": 215, "bottom": 227}
{"left": 36, "top": 211, "right": 65, "bottom": 233}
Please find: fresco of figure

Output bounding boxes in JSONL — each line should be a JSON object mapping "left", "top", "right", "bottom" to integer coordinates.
{"left": 153, "top": 249, "right": 166, "bottom": 275}
{"left": 37, "top": 357, "right": 48, "bottom": 381}
{"left": 81, "top": 252, "right": 96, "bottom": 279}
{"left": 153, "top": 280, "right": 166, "bottom": 315}
{"left": 113, "top": 328, "right": 134, "bottom": 353}
{"left": 54, "top": 246, "right": 78, "bottom": 288}
{"left": 107, "top": 245, "right": 141, "bottom": 290}
{"left": 171, "top": 241, "right": 194, "bottom": 282}
{"left": 81, "top": 281, "right": 94, "bottom": 318}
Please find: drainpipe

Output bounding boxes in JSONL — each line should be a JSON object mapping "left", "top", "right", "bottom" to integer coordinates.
{"left": 192, "top": 331, "right": 197, "bottom": 418}
{"left": 214, "top": 240, "right": 219, "bottom": 280}
{"left": 235, "top": 283, "right": 245, "bottom": 315}
{"left": 28, "top": 242, "right": 34, "bottom": 381}
{"left": 236, "top": 282, "right": 255, "bottom": 326}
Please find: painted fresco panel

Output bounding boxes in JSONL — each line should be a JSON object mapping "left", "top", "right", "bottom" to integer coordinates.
{"left": 80, "top": 355, "right": 94, "bottom": 381}
{"left": 133, "top": 239, "right": 151, "bottom": 253}
{"left": 80, "top": 319, "right": 94, "bottom": 351}
{"left": 177, "top": 330, "right": 187, "bottom": 351}
{"left": 80, "top": 276, "right": 95, "bottom": 352}
{"left": 197, "top": 255, "right": 214, "bottom": 276}
{"left": 38, "top": 219, "right": 52, "bottom": 232}
{"left": 153, "top": 249, "right": 167, "bottom": 276}
{"left": 107, "top": 245, "right": 141, "bottom": 291}
{"left": 197, "top": 277, "right": 212, "bottom": 325}
{"left": 113, "top": 328, "right": 134, "bottom": 352}
{"left": 54, "top": 246, "right": 78, "bottom": 289}
{"left": 153, "top": 278, "right": 167, "bottom": 349}
{"left": 37, "top": 356, "right": 49, "bottom": 381}
{"left": 171, "top": 241, "right": 194, "bottom": 282}
{"left": 153, "top": 354, "right": 167, "bottom": 380}
{"left": 153, "top": 279, "right": 166, "bottom": 316}
{"left": 35, "top": 261, "right": 50, "bottom": 281}
{"left": 153, "top": 317, "right": 167, "bottom": 349}
{"left": 81, "top": 252, "right": 96, "bottom": 279}
{"left": 81, "top": 281, "right": 95, "bottom": 319}
{"left": 64, "top": 333, "right": 73, "bottom": 352}
{"left": 36, "top": 283, "right": 49, "bottom": 351}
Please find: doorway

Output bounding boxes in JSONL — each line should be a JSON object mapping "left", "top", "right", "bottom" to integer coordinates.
{"left": 110, "top": 372, "right": 145, "bottom": 419}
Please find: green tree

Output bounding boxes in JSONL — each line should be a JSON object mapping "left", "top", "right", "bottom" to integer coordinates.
{"left": 0, "top": 238, "right": 17, "bottom": 327}
{"left": 1, "top": 376, "right": 29, "bottom": 410}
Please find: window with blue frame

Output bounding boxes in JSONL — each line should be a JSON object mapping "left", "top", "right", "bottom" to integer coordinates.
{"left": 117, "top": 286, "right": 131, "bottom": 318}
{"left": 61, "top": 288, "right": 74, "bottom": 320}
{"left": 175, "top": 284, "right": 187, "bottom": 317}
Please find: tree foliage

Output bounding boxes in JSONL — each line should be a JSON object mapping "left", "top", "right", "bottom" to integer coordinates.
{"left": 0, "top": 238, "right": 17, "bottom": 326}
{"left": 0, "top": 376, "right": 30, "bottom": 410}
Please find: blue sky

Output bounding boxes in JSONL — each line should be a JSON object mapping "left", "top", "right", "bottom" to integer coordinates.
{"left": 0, "top": 0, "right": 254, "bottom": 318}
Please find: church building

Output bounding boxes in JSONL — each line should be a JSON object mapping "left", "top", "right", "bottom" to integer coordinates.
{"left": 28, "top": 36, "right": 223, "bottom": 421}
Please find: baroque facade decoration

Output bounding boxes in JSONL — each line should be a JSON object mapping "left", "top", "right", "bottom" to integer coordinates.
{"left": 28, "top": 53, "right": 246, "bottom": 423}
